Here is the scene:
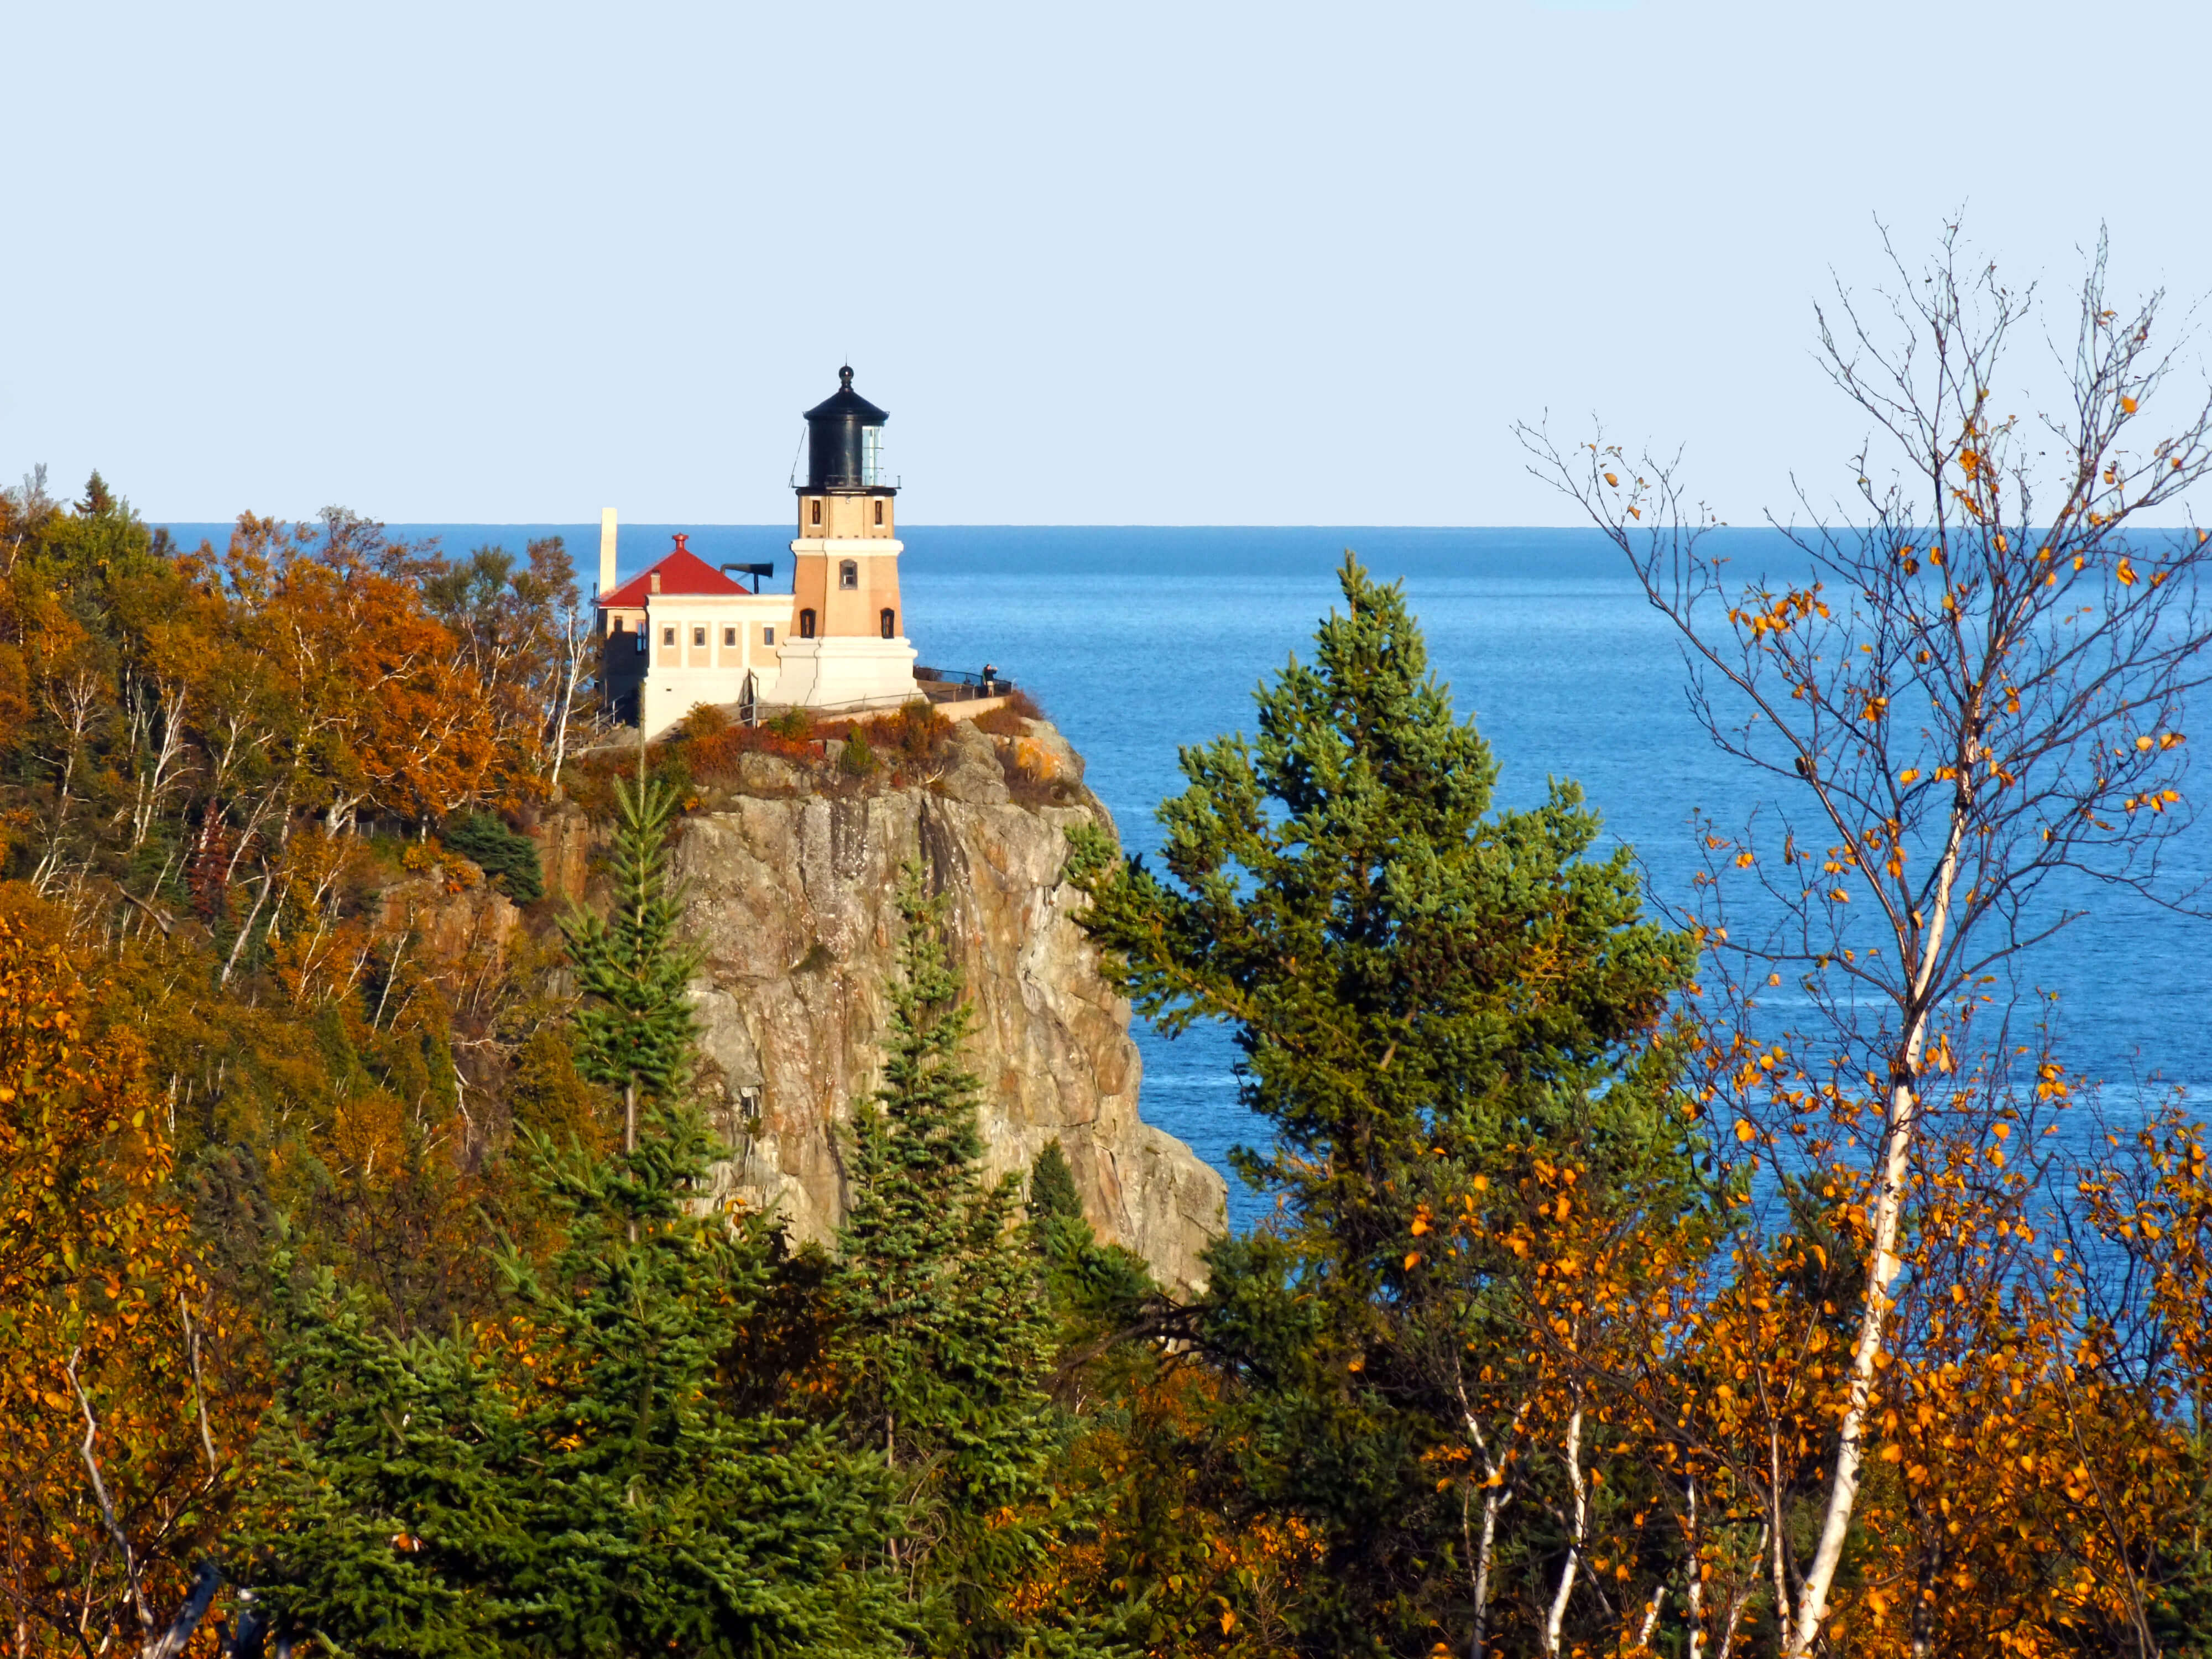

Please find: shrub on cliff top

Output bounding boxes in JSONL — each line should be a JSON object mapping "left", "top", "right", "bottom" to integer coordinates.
{"left": 440, "top": 811, "right": 543, "bottom": 904}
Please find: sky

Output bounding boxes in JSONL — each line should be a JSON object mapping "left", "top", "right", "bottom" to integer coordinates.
{"left": 5, "top": 0, "right": 2211, "bottom": 527}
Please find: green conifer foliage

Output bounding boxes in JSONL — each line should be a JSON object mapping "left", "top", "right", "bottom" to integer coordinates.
{"left": 500, "top": 1108, "right": 904, "bottom": 1659}
{"left": 825, "top": 862, "right": 1063, "bottom": 1653}
{"left": 1026, "top": 1140, "right": 1154, "bottom": 1330}
{"left": 231, "top": 785, "right": 904, "bottom": 1659}
{"left": 560, "top": 775, "right": 700, "bottom": 1149}
{"left": 1070, "top": 555, "right": 1709, "bottom": 1652}
{"left": 225, "top": 1268, "right": 525, "bottom": 1659}
{"left": 442, "top": 812, "right": 545, "bottom": 904}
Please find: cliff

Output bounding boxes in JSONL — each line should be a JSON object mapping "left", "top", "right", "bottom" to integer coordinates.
{"left": 548, "top": 717, "right": 1225, "bottom": 1297}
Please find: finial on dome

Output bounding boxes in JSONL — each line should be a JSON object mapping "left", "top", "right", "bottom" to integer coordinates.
{"left": 838, "top": 364, "right": 853, "bottom": 390}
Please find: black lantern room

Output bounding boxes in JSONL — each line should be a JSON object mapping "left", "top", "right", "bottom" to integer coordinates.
{"left": 801, "top": 366, "right": 891, "bottom": 493}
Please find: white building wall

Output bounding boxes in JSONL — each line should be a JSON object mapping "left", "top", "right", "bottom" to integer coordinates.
{"left": 637, "top": 593, "right": 794, "bottom": 738}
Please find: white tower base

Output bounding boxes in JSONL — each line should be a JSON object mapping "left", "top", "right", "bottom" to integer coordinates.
{"left": 774, "top": 637, "right": 920, "bottom": 712}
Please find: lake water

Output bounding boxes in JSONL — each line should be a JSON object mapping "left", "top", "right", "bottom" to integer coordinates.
{"left": 161, "top": 522, "right": 2212, "bottom": 1231}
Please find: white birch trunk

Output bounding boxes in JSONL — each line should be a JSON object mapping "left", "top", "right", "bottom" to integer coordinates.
{"left": 1786, "top": 791, "right": 1966, "bottom": 1656}
{"left": 1541, "top": 1405, "right": 1587, "bottom": 1657}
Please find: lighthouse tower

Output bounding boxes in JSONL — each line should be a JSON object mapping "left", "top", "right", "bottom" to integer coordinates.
{"left": 771, "top": 366, "right": 918, "bottom": 709}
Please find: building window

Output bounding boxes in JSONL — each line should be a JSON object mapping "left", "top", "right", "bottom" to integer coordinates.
{"left": 611, "top": 615, "right": 625, "bottom": 634}
{"left": 874, "top": 498, "right": 883, "bottom": 525}
{"left": 661, "top": 626, "right": 676, "bottom": 648}
{"left": 799, "top": 608, "right": 816, "bottom": 639}
{"left": 723, "top": 625, "right": 737, "bottom": 647}
{"left": 692, "top": 625, "right": 706, "bottom": 648}
{"left": 879, "top": 607, "right": 895, "bottom": 639}
{"left": 838, "top": 559, "right": 858, "bottom": 589}
{"left": 810, "top": 498, "right": 821, "bottom": 526}
{"left": 863, "top": 426, "right": 883, "bottom": 485}
{"left": 763, "top": 625, "right": 775, "bottom": 645}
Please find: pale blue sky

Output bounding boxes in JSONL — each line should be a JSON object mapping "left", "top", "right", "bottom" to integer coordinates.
{"left": 6, "top": 1, "right": 2209, "bottom": 526}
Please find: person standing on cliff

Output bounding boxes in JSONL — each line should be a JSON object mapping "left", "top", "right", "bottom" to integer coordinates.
{"left": 982, "top": 662, "right": 998, "bottom": 696}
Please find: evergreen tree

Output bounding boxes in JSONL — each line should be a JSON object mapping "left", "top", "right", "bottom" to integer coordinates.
{"left": 1070, "top": 555, "right": 1710, "bottom": 1654}
{"left": 560, "top": 774, "right": 700, "bottom": 1150}
{"left": 232, "top": 777, "right": 904, "bottom": 1659}
{"left": 1026, "top": 1140, "right": 1154, "bottom": 1333}
{"left": 500, "top": 1109, "right": 905, "bottom": 1659}
{"left": 226, "top": 1267, "right": 528, "bottom": 1659}
{"left": 443, "top": 811, "right": 545, "bottom": 904}
{"left": 825, "top": 863, "right": 1067, "bottom": 1655}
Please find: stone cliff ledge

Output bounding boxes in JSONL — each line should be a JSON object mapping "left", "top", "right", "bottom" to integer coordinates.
{"left": 553, "top": 717, "right": 1226, "bottom": 1297}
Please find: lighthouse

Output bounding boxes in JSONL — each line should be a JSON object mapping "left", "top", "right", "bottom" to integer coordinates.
{"left": 770, "top": 366, "right": 919, "bottom": 709}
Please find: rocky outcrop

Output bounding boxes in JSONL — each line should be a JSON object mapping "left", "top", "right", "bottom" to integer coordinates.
{"left": 632, "top": 719, "right": 1223, "bottom": 1297}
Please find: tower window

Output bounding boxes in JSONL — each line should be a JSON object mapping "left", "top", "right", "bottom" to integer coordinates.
{"left": 763, "top": 625, "right": 775, "bottom": 645}
{"left": 879, "top": 607, "right": 895, "bottom": 639}
{"left": 692, "top": 626, "right": 706, "bottom": 648}
{"left": 810, "top": 498, "right": 821, "bottom": 526}
{"left": 874, "top": 499, "right": 883, "bottom": 526}
{"left": 863, "top": 426, "right": 883, "bottom": 486}
{"left": 661, "top": 626, "right": 676, "bottom": 648}
{"left": 723, "top": 626, "right": 737, "bottom": 647}
{"left": 799, "top": 608, "right": 816, "bottom": 639}
{"left": 838, "top": 559, "right": 858, "bottom": 589}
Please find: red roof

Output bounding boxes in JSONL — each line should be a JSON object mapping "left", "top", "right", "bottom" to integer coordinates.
{"left": 598, "top": 546, "right": 747, "bottom": 608}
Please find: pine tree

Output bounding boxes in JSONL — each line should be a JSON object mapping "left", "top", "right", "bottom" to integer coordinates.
{"left": 500, "top": 1110, "right": 905, "bottom": 1659}
{"left": 1070, "top": 555, "right": 1710, "bottom": 1653}
{"left": 825, "top": 862, "right": 1065, "bottom": 1655}
{"left": 560, "top": 774, "right": 700, "bottom": 1151}
{"left": 225, "top": 1269, "right": 526, "bottom": 1659}
{"left": 232, "top": 779, "right": 904, "bottom": 1659}
{"left": 1026, "top": 1140, "right": 1154, "bottom": 1333}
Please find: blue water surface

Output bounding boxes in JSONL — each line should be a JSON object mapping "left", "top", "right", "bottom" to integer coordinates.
{"left": 158, "top": 521, "right": 2212, "bottom": 1232}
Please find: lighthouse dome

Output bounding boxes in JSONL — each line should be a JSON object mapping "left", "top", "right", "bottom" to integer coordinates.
{"left": 802, "top": 366, "right": 891, "bottom": 491}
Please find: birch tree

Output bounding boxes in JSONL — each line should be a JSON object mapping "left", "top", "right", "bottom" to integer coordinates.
{"left": 1521, "top": 222, "right": 2212, "bottom": 1656}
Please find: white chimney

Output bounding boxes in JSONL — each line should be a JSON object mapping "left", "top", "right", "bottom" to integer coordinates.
{"left": 598, "top": 508, "right": 618, "bottom": 597}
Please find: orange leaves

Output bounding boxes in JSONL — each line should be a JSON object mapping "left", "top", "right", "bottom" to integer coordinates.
{"left": 1728, "top": 585, "right": 1829, "bottom": 643}
{"left": 0, "top": 899, "right": 248, "bottom": 1646}
{"left": 2121, "top": 394, "right": 2140, "bottom": 414}
{"left": 2116, "top": 556, "right": 2140, "bottom": 587}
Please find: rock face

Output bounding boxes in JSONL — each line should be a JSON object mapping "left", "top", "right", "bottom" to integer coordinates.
{"left": 659, "top": 720, "right": 1224, "bottom": 1297}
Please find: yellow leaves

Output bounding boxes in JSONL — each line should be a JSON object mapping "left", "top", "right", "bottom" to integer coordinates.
{"left": 2122, "top": 394, "right": 2140, "bottom": 414}
{"left": 1900, "top": 768, "right": 1920, "bottom": 784}
{"left": 2117, "top": 557, "right": 2139, "bottom": 587}
{"left": 1736, "top": 1119, "right": 1756, "bottom": 1144}
{"left": 1409, "top": 1210, "right": 1431, "bottom": 1237}
{"left": 1828, "top": 888, "right": 1851, "bottom": 902}
{"left": 1220, "top": 1610, "right": 1238, "bottom": 1636}
{"left": 1734, "top": 851, "right": 1754, "bottom": 867}
{"left": 1604, "top": 472, "right": 1620, "bottom": 487}
{"left": 1402, "top": 1252, "right": 1422, "bottom": 1271}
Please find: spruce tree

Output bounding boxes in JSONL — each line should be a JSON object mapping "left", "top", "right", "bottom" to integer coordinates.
{"left": 1069, "top": 555, "right": 1709, "bottom": 1652}
{"left": 226, "top": 1268, "right": 528, "bottom": 1659}
{"left": 825, "top": 862, "right": 1064, "bottom": 1654}
{"left": 500, "top": 1109, "right": 904, "bottom": 1659}
{"left": 232, "top": 776, "right": 903, "bottom": 1659}
{"left": 560, "top": 774, "right": 700, "bottom": 1151}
